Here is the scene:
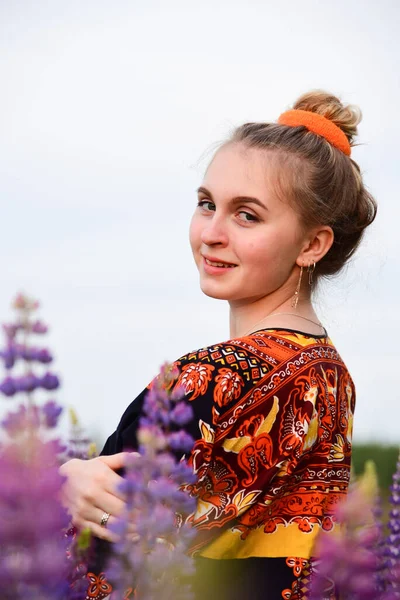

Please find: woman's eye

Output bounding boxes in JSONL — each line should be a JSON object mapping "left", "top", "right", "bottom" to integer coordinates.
{"left": 197, "top": 199, "right": 215, "bottom": 212}
{"left": 238, "top": 211, "right": 259, "bottom": 223}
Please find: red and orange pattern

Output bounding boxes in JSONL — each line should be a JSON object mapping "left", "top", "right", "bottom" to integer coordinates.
{"left": 174, "top": 330, "right": 355, "bottom": 562}
{"left": 86, "top": 328, "right": 354, "bottom": 598}
{"left": 85, "top": 572, "right": 113, "bottom": 599}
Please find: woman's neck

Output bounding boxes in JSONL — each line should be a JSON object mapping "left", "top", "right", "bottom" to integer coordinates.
{"left": 229, "top": 293, "right": 319, "bottom": 338}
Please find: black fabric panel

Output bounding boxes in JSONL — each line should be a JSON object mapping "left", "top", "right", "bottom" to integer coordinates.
{"left": 192, "top": 557, "right": 298, "bottom": 600}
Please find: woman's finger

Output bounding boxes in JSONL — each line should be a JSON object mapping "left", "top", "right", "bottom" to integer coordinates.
{"left": 94, "top": 507, "right": 138, "bottom": 535}
{"left": 80, "top": 512, "right": 138, "bottom": 543}
{"left": 76, "top": 469, "right": 126, "bottom": 507}
{"left": 81, "top": 515, "right": 119, "bottom": 543}
{"left": 103, "top": 468, "right": 129, "bottom": 500}
{"left": 99, "top": 452, "right": 136, "bottom": 471}
{"left": 72, "top": 488, "right": 126, "bottom": 525}
{"left": 92, "top": 490, "right": 127, "bottom": 520}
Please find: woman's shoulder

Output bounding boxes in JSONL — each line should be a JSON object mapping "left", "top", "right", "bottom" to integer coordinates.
{"left": 169, "top": 328, "right": 343, "bottom": 405}
{"left": 173, "top": 329, "right": 353, "bottom": 400}
{"left": 174, "top": 328, "right": 339, "bottom": 370}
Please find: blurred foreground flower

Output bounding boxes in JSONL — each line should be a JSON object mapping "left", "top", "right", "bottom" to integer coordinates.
{"left": 310, "top": 460, "right": 400, "bottom": 599}
{"left": 105, "top": 363, "right": 197, "bottom": 599}
{"left": 0, "top": 294, "right": 198, "bottom": 599}
{"left": 382, "top": 450, "right": 400, "bottom": 598}
{"left": 0, "top": 293, "right": 90, "bottom": 598}
{"left": 0, "top": 430, "right": 70, "bottom": 599}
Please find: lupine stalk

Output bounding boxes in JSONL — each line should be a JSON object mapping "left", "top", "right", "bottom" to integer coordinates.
{"left": 0, "top": 293, "right": 60, "bottom": 403}
{"left": 106, "top": 363, "right": 197, "bottom": 599}
{"left": 0, "top": 293, "right": 89, "bottom": 599}
{"left": 373, "top": 494, "right": 391, "bottom": 596}
{"left": 381, "top": 450, "right": 400, "bottom": 598}
{"left": 309, "top": 461, "right": 381, "bottom": 600}
{"left": 0, "top": 404, "right": 71, "bottom": 598}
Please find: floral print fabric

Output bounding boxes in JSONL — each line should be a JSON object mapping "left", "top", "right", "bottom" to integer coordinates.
{"left": 87, "top": 328, "right": 353, "bottom": 598}
{"left": 176, "top": 329, "right": 354, "bottom": 560}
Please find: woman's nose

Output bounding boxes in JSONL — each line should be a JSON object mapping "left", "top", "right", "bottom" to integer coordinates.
{"left": 200, "top": 215, "right": 229, "bottom": 247}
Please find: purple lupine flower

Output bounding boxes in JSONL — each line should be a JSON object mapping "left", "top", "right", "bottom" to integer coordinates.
{"left": 36, "top": 347, "right": 53, "bottom": 363}
{"left": 0, "top": 375, "right": 17, "bottom": 396}
{"left": 147, "top": 476, "right": 180, "bottom": 503}
{"left": 12, "top": 292, "right": 39, "bottom": 311}
{"left": 16, "top": 344, "right": 53, "bottom": 363}
{"left": 15, "top": 372, "right": 41, "bottom": 393}
{"left": 1, "top": 404, "right": 28, "bottom": 434}
{"left": 105, "top": 362, "right": 197, "bottom": 599}
{"left": 170, "top": 401, "right": 194, "bottom": 426}
{"left": 0, "top": 436, "right": 71, "bottom": 599}
{"left": 150, "top": 451, "right": 176, "bottom": 477}
{"left": 170, "top": 382, "right": 186, "bottom": 401}
{"left": 1, "top": 343, "right": 23, "bottom": 367}
{"left": 143, "top": 385, "right": 171, "bottom": 426}
{"left": 371, "top": 496, "right": 391, "bottom": 596}
{"left": 137, "top": 422, "right": 169, "bottom": 451}
{"left": 108, "top": 462, "right": 196, "bottom": 598}
{"left": 1, "top": 404, "right": 40, "bottom": 436}
{"left": 1, "top": 344, "right": 16, "bottom": 369}
{"left": 42, "top": 400, "right": 63, "bottom": 428}
{"left": 40, "top": 371, "right": 60, "bottom": 390}
{"left": 1, "top": 296, "right": 199, "bottom": 598}
{"left": 168, "top": 430, "right": 195, "bottom": 453}
{"left": 172, "top": 459, "right": 197, "bottom": 485}
{"left": 158, "top": 361, "right": 180, "bottom": 385}
{"left": 1, "top": 335, "right": 51, "bottom": 371}
{"left": 147, "top": 504, "right": 176, "bottom": 536}
{"left": 309, "top": 464, "right": 381, "bottom": 600}
{"left": 2, "top": 323, "right": 20, "bottom": 340}
{"left": 30, "top": 319, "right": 48, "bottom": 334}
{"left": 0, "top": 292, "right": 96, "bottom": 598}
{"left": 383, "top": 450, "right": 400, "bottom": 595}
{"left": 17, "top": 344, "right": 30, "bottom": 360}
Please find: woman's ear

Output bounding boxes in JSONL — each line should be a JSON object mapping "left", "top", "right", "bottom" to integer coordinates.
{"left": 296, "top": 226, "right": 334, "bottom": 267}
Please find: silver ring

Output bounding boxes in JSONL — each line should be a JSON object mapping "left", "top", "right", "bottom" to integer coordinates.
{"left": 100, "top": 512, "right": 111, "bottom": 528}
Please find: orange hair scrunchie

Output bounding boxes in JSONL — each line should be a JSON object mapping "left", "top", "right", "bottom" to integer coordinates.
{"left": 278, "top": 109, "right": 351, "bottom": 156}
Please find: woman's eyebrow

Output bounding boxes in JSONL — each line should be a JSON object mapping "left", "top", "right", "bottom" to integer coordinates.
{"left": 197, "top": 186, "right": 268, "bottom": 211}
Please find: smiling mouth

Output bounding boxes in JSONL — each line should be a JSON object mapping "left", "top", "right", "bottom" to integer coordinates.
{"left": 204, "top": 258, "right": 237, "bottom": 268}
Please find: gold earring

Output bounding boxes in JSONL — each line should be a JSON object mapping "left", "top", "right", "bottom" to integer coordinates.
{"left": 308, "top": 261, "right": 316, "bottom": 286}
{"left": 291, "top": 264, "right": 303, "bottom": 309}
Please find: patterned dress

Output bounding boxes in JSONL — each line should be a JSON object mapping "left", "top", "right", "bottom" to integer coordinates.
{"left": 86, "top": 328, "right": 354, "bottom": 600}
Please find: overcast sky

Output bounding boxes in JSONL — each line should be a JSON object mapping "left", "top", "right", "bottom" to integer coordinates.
{"left": 0, "top": 0, "right": 399, "bottom": 446}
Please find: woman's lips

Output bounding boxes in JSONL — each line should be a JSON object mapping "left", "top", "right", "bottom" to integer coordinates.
{"left": 202, "top": 256, "right": 238, "bottom": 275}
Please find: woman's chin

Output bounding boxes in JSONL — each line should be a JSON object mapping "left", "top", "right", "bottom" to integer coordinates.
{"left": 199, "top": 282, "right": 232, "bottom": 301}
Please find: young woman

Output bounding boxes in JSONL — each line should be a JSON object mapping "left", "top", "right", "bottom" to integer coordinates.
{"left": 61, "top": 90, "right": 377, "bottom": 599}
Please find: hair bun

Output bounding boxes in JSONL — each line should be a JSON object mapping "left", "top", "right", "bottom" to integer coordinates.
{"left": 293, "top": 90, "right": 361, "bottom": 146}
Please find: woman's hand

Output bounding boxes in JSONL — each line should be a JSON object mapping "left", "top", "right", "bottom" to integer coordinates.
{"left": 60, "top": 453, "right": 134, "bottom": 542}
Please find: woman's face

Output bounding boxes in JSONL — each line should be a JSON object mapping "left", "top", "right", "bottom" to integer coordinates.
{"left": 189, "top": 143, "right": 308, "bottom": 306}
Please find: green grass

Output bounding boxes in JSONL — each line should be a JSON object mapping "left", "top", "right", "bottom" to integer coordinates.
{"left": 352, "top": 443, "right": 399, "bottom": 490}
